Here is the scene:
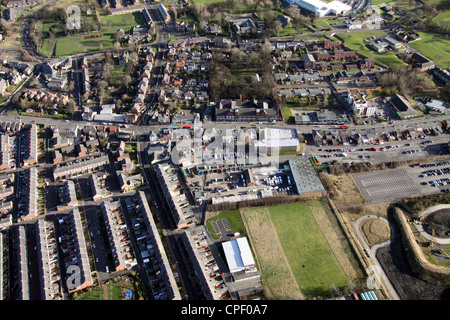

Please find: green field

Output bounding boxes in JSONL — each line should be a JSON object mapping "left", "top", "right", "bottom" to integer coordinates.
{"left": 241, "top": 200, "right": 356, "bottom": 298}
{"left": 370, "top": 0, "right": 418, "bottom": 8}
{"left": 100, "top": 12, "right": 145, "bottom": 32}
{"left": 54, "top": 33, "right": 115, "bottom": 56}
{"left": 314, "top": 18, "right": 335, "bottom": 31}
{"left": 192, "top": 0, "right": 225, "bottom": 3}
{"left": 45, "top": 12, "right": 144, "bottom": 57}
{"left": 434, "top": 10, "right": 450, "bottom": 24}
{"left": 39, "top": 37, "right": 55, "bottom": 57}
{"left": 410, "top": 31, "right": 450, "bottom": 69}
{"left": 267, "top": 201, "right": 348, "bottom": 297}
{"left": 337, "top": 31, "right": 406, "bottom": 67}
{"left": 278, "top": 26, "right": 312, "bottom": 37}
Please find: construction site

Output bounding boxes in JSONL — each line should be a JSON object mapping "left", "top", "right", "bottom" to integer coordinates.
{"left": 375, "top": 204, "right": 450, "bottom": 300}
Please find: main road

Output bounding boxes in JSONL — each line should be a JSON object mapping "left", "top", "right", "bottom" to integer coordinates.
{"left": 2, "top": 112, "right": 449, "bottom": 136}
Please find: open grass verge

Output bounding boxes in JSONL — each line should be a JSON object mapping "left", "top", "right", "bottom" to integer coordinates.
{"left": 337, "top": 31, "right": 406, "bottom": 67}
{"left": 100, "top": 12, "right": 144, "bottom": 33}
{"left": 54, "top": 33, "right": 115, "bottom": 56}
{"left": 410, "top": 31, "right": 450, "bottom": 69}
{"left": 434, "top": 10, "right": 450, "bottom": 24}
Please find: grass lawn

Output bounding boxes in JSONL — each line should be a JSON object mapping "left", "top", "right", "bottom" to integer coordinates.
{"left": 44, "top": 12, "right": 144, "bottom": 57}
{"left": 39, "top": 38, "right": 55, "bottom": 57}
{"left": 337, "top": 31, "right": 406, "bottom": 67}
{"left": 241, "top": 206, "right": 302, "bottom": 299}
{"left": 434, "top": 11, "right": 450, "bottom": 24}
{"left": 100, "top": 12, "right": 145, "bottom": 33}
{"left": 278, "top": 27, "right": 298, "bottom": 37}
{"left": 267, "top": 201, "right": 349, "bottom": 298}
{"left": 109, "top": 65, "right": 126, "bottom": 86}
{"left": 78, "top": 284, "right": 123, "bottom": 300}
{"left": 281, "top": 104, "right": 300, "bottom": 124}
{"left": 278, "top": 26, "right": 312, "bottom": 37}
{"left": 77, "top": 275, "right": 142, "bottom": 300}
{"left": 231, "top": 68, "right": 261, "bottom": 80}
{"left": 370, "top": 0, "right": 417, "bottom": 8}
{"left": 54, "top": 33, "right": 115, "bottom": 56}
{"left": 192, "top": 0, "right": 225, "bottom": 3}
{"left": 410, "top": 31, "right": 450, "bottom": 69}
{"left": 314, "top": 18, "right": 335, "bottom": 31}
{"left": 241, "top": 200, "right": 355, "bottom": 298}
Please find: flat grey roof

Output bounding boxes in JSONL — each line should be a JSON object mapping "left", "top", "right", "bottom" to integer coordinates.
{"left": 289, "top": 158, "right": 326, "bottom": 194}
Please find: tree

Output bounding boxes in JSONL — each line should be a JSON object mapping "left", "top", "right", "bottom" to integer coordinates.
{"left": 441, "top": 84, "right": 450, "bottom": 101}
{"left": 122, "top": 74, "right": 132, "bottom": 88}
{"left": 171, "top": 7, "right": 178, "bottom": 20}
{"left": 102, "top": 62, "right": 114, "bottom": 83}
{"left": 271, "top": 19, "right": 283, "bottom": 36}
{"left": 114, "top": 29, "right": 125, "bottom": 42}
{"left": 98, "top": 87, "right": 105, "bottom": 104}
{"left": 128, "top": 51, "right": 139, "bottom": 66}
{"left": 114, "top": 99, "right": 122, "bottom": 112}
{"left": 377, "top": 65, "right": 435, "bottom": 97}
{"left": 96, "top": 79, "right": 108, "bottom": 90}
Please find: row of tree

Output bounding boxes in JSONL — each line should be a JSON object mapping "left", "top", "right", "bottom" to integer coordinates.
{"left": 400, "top": 0, "right": 450, "bottom": 35}
{"left": 209, "top": 45, "right": 276, "bottom": 101}
{"left": 376, "top": 65, "right": 435, "bottom": 98}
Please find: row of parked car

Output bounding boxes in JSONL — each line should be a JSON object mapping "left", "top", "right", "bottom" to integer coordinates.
{"left": 420, "top": 167, "right": 450, "bottom": 177}
{"left": 420, "top": 161, "right": 450, "bottom": 168}
{"left": 403, "top": 149, "right": 422, "bottom": 154}
{"left": 423, "top": 177, "right": 450, "bottom": 187}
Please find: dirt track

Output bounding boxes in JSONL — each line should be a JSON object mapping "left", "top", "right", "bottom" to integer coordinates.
{"left": 376, "top": 215, "right": 450, "bottom": 300}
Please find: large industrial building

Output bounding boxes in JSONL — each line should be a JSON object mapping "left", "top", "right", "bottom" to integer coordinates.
{"left": 288, "top": 157, "right": 327, "bottom": 196}
{"left": 285, "top": 0, "right": 352, "bottom": 17}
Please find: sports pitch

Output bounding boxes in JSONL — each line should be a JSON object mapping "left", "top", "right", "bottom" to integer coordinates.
{"left": 241, "top": 200, "right": 360, "bottom": 298}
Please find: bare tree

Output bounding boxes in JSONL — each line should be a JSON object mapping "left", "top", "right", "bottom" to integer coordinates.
{"left": 272, "top": 19, "right": 283, "bottom": 36}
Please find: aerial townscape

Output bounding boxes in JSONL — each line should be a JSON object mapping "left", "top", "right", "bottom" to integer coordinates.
{"left": 0, "top": 0, "right": 449, "bottom": 307}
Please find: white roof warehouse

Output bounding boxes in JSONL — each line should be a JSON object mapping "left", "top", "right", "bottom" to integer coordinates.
{"left": 222, "top": 237, "right": 256, "bottom": 274}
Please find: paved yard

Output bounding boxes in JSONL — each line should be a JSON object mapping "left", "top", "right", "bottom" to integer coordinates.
{"left": 354, "top": 168, "right": 421, "bottom": 203}
{"left": 353, "top": 158, "right": 450, "bottom": 203}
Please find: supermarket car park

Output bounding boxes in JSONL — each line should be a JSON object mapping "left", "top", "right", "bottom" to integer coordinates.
{"left": 354, "top": 160, "right": 450, "bottom": 203}
{"left": 313, "top": 135, "right": 449, "bottom": 166}
{"left": 354, "top": 168, "right": 421, "bottom": 203}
